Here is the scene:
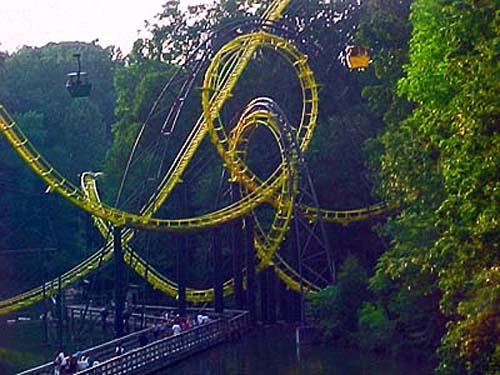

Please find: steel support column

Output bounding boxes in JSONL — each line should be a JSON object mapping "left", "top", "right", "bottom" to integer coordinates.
{"left": 113, "top": 226, "right": 125, "bottom": 338}
{"left": 259, "top": 268, "right": 269, "bottom": 321}
{"left": 231, "top": 184, "right": 244, "bottom": 309}
{"left": 177, "top": 235, "right": 187, "bottom": 316}
{"left": 244, "top": 216, "right": 256, "bottom": 321}
{"left": 57, "top": 276, "right": 63, "bottom": 349}
{"left": 177, "top": 185, "right": 188, "bottom": 316}
{"left": 213, "top": 227, "right": 224, "bottom": 313}
{"left": 267, "top": 267, "right": 277, "bottom": 323}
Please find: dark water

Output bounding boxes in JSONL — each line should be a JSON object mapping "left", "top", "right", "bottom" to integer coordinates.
{"left": 0, "top": 322, "right": 433, "bottom": 375}
{"left": 0, "top": 319, "right": 113, "bottom": 374}
{"left": 0, "top": 321, "right": 50, "bottom": 374}
{"left": 165, "top": 325, "right": 433, "bottom": 375}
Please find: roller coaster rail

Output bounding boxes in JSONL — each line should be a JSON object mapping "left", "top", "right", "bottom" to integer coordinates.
{"left": 0, "top": 0, "right": 391, "bottom": 315}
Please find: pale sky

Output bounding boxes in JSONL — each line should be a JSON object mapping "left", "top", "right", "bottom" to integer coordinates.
{"left": 0, "top": 0, "right": 211, "bottom": 54}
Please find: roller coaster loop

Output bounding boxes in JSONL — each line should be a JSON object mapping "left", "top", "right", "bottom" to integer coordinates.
{"left": 0, "top": 0, "right": 390, "bottom": 315}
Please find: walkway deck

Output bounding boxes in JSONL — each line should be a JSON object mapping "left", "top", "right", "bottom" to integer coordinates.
{"left": 18, "top": 307, "right": 250, "bottom": 375}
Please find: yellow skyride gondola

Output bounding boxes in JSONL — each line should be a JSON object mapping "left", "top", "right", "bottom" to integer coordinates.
{"left": 346, "top": 45, "right": 370, "bottom": 70}
{"left": 0, "top": 0, "right": 391, "bottom": 315}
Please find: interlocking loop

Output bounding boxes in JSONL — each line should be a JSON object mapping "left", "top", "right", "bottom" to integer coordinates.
{"left": 0, "top": 0, "right": 388, "bottom": 314}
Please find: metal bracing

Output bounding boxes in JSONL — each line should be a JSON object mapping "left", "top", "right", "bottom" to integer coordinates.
{"left": 0, "top": 0, "right": 390, "bottom": 315}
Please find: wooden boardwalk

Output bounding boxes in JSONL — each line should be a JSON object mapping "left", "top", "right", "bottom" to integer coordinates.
{"left": 18, "top": 307, "right": 250, "bottom": 375}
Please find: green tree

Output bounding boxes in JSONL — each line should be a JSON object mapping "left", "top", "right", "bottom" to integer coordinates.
{"left": 308, "top": 255, "right": 368, "bottom": 341}
{"left": 104, "top": 0, "right": 397, "bottom": 307}
{"left": 368, "top": 0, "right": 500, "bottom": 372}
{"left": 357, "top": 301, "right": 395, "bottom": 352}
{"left": 356, "top": 0, "right": 447, "bottom": 356}
{"left": 0, "top": 42, "right": 119, "bottom": 295}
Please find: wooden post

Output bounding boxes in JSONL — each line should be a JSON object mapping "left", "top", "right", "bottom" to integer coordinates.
{"left": 113, "top": 226, "right": 125, "bottom": 338}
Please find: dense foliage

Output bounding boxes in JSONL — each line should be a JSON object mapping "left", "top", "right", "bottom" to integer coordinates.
{"left": 0, "top": 42, "right": 119, "bottom": 293}
{"left": 0, "top": 1, "right": 498, "bottom": 373}
{"left": 308, "top": 256, "right": 368, "bottom": 341}
{"left": 308, "top": 1, "right": 499, "bottom": 373}
{"left": 363, "top": 0, "right": 500, "bottom": 373}
{"left": 102, "top": 0, "right": 384, "bottom": 290}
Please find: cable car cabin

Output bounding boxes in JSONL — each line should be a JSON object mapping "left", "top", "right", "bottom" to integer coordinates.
{"left": 66, "top": 72, "right": 92, "bottom": 98}
{"left": 346, "top": 46, "right": 370, "bottom": 70}
{"left": 66, "top": 53, "right": 92, "bottom": 98}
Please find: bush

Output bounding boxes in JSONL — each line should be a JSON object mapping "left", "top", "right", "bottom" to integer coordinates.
{"left": 356, "top": 302, "right": 395, "bottom": 352}
{"left": 307, "top": 256, "right": 368, "bottom": 341}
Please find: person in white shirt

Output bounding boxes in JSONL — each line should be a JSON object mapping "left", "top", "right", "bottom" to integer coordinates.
{"left": 172, "top": 323, "right": 182, "bottom": 335}
{"left": 77, "top": 355, "right": 90, "bottom": 371}
{"left": 53, "top": 352, "right": 66, "bottom": 375}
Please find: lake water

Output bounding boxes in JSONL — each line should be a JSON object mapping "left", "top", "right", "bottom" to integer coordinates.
{"left": 0, "top": 321, "right": 433, "bottom": 374}
{"left": 165, "top": 325, "right": 433, "bottom": 375}
{"left": 0, "top": 319, "right": 112, "bottom": 374}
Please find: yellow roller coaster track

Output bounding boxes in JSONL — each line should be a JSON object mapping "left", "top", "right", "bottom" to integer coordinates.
{"left": 0, "top": 0, "right": 391, "bottom": 314}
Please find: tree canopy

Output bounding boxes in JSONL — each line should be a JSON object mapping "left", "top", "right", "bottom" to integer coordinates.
{"left": 0, "top": 41, "right": 119, "bottom": 293}
{"left": 0, "top": 2, "right": 498, "bottom": 373}
{"left": 364, "top": 0, "right": 500, "bottom": 373}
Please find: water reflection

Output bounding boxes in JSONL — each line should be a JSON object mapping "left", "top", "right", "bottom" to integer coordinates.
{"left": 0, "top": 321, "right": 433, "bottom": 374}
{"left": 0, "top": 319, "right": 113, "bottom": 374}
{"left": 165, "top": 325, "right": 433, "bottom": 375}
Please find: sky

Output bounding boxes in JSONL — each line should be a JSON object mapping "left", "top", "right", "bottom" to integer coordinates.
{"left": 0, "top": 0, "right": 211, "bottom": 54}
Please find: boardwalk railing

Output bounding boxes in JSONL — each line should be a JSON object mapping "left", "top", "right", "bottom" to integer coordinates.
{"left": 80, "top": 311, "right": 250, "bottom": 375}
{"left": 66, "top": 304, "right": 235, "bottom": 330}
{"left": 17, "top": 309, "right": 250, "bottom": 375}
{"left": 17, "top": 326, "right": 152, "bottom": 375}
{"left": 67, "top": 305, "right": 167, "bottom": 332}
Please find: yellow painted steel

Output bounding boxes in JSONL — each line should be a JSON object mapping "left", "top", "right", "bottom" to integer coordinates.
{"left": 346, "top": 46, "right": 371, "bottom": 70}
{"left": 0, "top": 0, "right": 390, "bottom": 313}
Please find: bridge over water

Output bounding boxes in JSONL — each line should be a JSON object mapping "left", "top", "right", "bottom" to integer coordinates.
{"left": 18, "top": 306, "right": 250, "bottom": 375}
{"left": 0, "top": 2, "right": 390, "bottom": 373}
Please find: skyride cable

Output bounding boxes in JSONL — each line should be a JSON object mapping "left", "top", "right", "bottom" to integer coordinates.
{"left": 0, "top": 0, "right": 389, "bottom": 313}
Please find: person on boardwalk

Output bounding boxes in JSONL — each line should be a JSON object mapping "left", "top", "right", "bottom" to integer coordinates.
{"left": 64, "top": 353, "right": 77, "bottom": 374}
{"left": 77, "top": 355, "right": 90, "bottom": 371}
{"left": 115, "top": 344, "right": 125, "bottom": 355}
{"left": 100, "top": 305, "right": 109, "bottom": 331}
{"left": 172, "top": 323, "right": 182, "bottom": 335}
{"left": 123, "top": 300, "right": 132, "bottom": 333}
{"left": 53, "top": 351, "right": 66, "bottom": 375}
